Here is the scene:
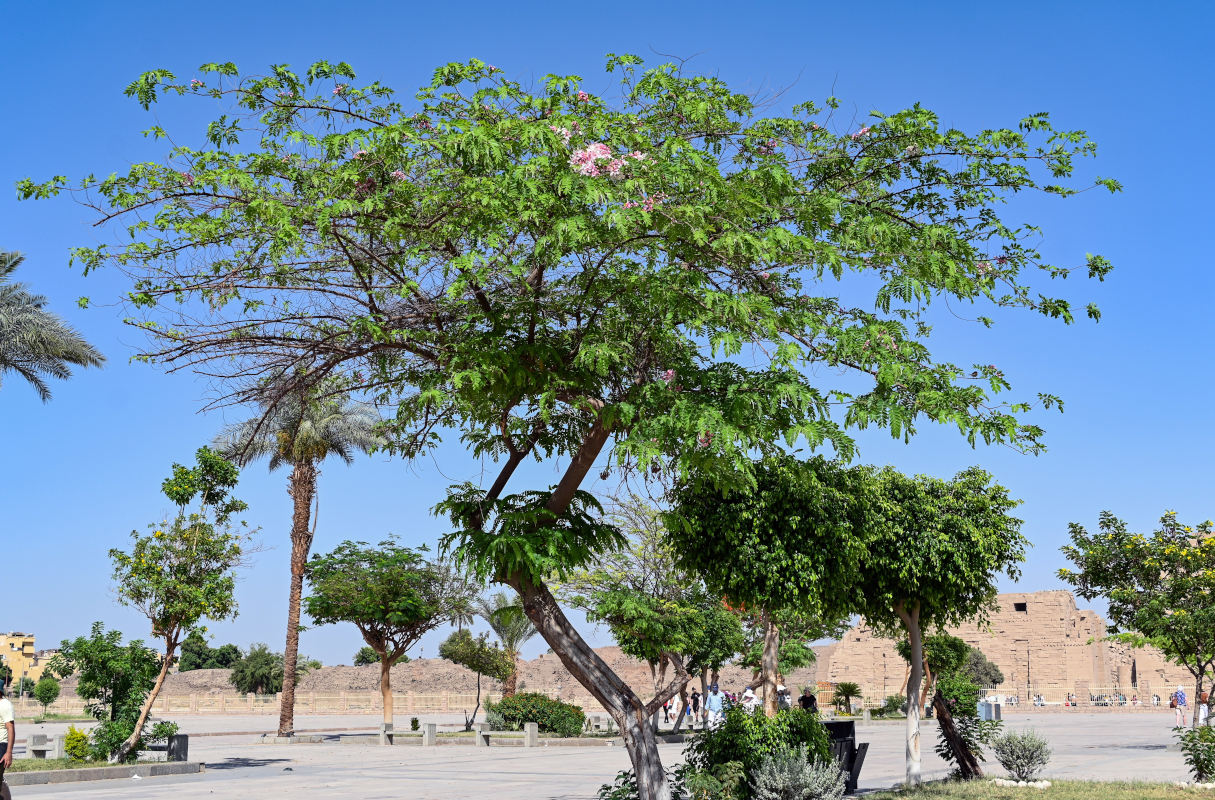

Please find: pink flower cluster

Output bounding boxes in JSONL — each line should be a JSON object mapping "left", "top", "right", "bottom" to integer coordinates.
{"left": 549, "top": 125, "right": 573, "bottom": 145}
{"left": 414, "top": 115, "right": 432, "bottom": 130}
{"left": 577, "top": 91, "right": 590, "bottom": 102}
{"left": 333, "top": 85, "right": 346, "bottom": 96}
{"left": 850, "top": 126, "right": 872, "bottom": 141}
{"left": 662, "top": 369, "right": 676, "bottom": 383}
{"left": 179, "top": 172, "right": 195, "bottom": 185}
{"left": 697, "top": 431, "right": 714, "bottom": 448}
{"left": 569, "top": 142, "right": 612, "bottom": 176}
{"left": 391, "top": 170, "right": 407, "bottom": 181}
{"left": 354, "top": 150, "right": 368, "bottom": 159}
{"left": 190, "top": 79, "right": 203, "bottom": 88}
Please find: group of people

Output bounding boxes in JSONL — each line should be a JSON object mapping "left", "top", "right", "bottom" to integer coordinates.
{"left": 660, "top": 684, "right": 820, "bottom": 728}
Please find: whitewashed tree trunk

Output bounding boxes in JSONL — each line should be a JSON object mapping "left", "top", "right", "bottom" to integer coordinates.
{"left": 897, "top": 602, "right": 924, "bottom": 786}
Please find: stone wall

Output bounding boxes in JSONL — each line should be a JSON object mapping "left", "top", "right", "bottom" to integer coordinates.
{"left": 818, "top": 590, "right": 1193, "bottom": 700}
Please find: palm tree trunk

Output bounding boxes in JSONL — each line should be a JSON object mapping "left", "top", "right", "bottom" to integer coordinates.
{"left": 504, "top": 657, "right": 519, "bottom": 696}
{"left": 279, "top": 460, "right": 317, "bottom": 737}
{"left": 113, "top": 638, "right": 177, "bottom": 763}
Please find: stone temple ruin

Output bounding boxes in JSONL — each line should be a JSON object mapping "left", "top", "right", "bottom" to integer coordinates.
{"left": 814, "top": 590, "right": 1193, "bottom": 703}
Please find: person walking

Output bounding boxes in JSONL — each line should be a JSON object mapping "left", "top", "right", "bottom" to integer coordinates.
{"left": 1173, "top": 686, "right": 1188, "bottom": 726}
{"left": 798, "top": 687, "right": 819, "bottom": 713}
{"left": 690, "top": 689, "right": 702, "bottom": 726}
{"left": 0, "top": 682, "right": 14, "bottom": 797}
{"left": 741, "top": 686, "right": 758, "bottom": 712}
{"left": 662, "top": 698, "right": 671, "bottom": 725}
{"left": 705, "top": 684, "right": 725, "bottom": 728}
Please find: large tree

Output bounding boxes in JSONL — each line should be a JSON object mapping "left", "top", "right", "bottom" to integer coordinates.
{"left": 475, "top": 590, "right": 538, "bottom": 696}
{"left": 1059, "top": 511, "right": 1215, "bottom": 729}
{"left": 214, "top": 390, "right": 382, "bottom": 736}
{"left": 0, "top": 250, "right": 103, "bottom": 401}
{"left": 668, "top": 455, "right": 875, "bottom": 715}
{"left": 304, "top": 539, "right": 475, "bottom": 726}
{"left": 107, "top": 446, "right": 250, "bottom": 762}
{"left": 25, "top": 56, "right": 1115, "bottom": 800}
{"left": 853, "top": 466, "right": 1025, "bottom": 786}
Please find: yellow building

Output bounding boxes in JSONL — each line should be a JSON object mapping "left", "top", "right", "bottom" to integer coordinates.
{"left": 0, "top": 631, "right": 49, "bottom": 687}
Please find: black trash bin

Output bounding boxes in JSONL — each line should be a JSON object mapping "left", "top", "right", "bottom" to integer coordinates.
{"left": 823, "top": 720, "right": 868, "bottom": 794}
{"left": 166, "top": 733, "right": 189, "bottom": 763}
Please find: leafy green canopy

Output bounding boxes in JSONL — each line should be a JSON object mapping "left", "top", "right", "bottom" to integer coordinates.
{"left": 48, "top": 622, "right": 161, "bottom": 722}
{"left": 896, "top": 633, "right": 971, "bottom": 678}
{"left": 304, "top": 539, "right": 473, "bottom": 660}
{"left": 178, "top": 631, "right": 242, "bottom": 671}
{"left": 438, "top": 629, "right": 513, "bottom": 682}
{"left": 229, "top": 643, "right": 284, "bottom": 694}
{"left": 22, "top": 56, "right": 1114, "bottom": 586}
{"left": 854, "top": 467, "right": 1026, "bottom": 633}
{"left": 1059, "top": 512, "right": 1215, "bottom": 689}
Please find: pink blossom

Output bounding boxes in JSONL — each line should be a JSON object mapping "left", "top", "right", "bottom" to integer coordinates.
{"left": 333, "top": 85, "right": 346, "bottom": 96}
{"left": 487, "top": 64, "right": 497, "bottom": 72}
{"left": 850, "top": 126, "right": 871, "bottom": 141}
{"left": 414, "top": 115, "right": 432, "bottom": 129}
{"left": 760, "top": 272, "right": 770, "bottom": 280}
{"left": 662, "top": 369, "right": 676, "bottom": 383}
{"left": 354, "top": 150, "right": 368, "bottom": 159}
{"left": 190, "top": 79, "right": 203, "bottom": 87}
{"left": 585, "top": 142, "right": 611, "bottom": 160}
{"left": 549, "top": 125, "right": 572, "bottom": 145}
{"left": 179, "top": 172, "right": 195, "bottom": 185}
{"left": 577, "top": 91, "right": 590, "bottom": 102}
{"left": 391, "top": 170, "right": 407, "bottom": 181}
{"left": 628, "top": 151, "right": 645, "bottom": 160}
{"left": 607, "top": 159, "right": 625, "bottom": 178}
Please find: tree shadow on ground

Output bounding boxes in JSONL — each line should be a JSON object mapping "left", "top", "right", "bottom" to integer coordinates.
{"left": 205, "top": 757, "right": 295, "bottom": 770}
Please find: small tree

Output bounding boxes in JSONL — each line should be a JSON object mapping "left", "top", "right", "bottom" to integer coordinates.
{"left": 47, "top": 622, "right": 162, "bottom": 756}
{"left": 896, "top": 633, "right": 971, "bottom": 705}
{"left": 229, "top": 644, "right": 284, "bottom": 694}
{"left": 476, "top": 591, "right": 539, "bottom": 697}
{"left": 439, "top": 629, "right": 513, "bottom": 730}
{"left": 34, "top": 675, "right": 60, "bottom": 715}
{"left": 833, "top": 682, "right": 861, "bottom": 713}
{"left": 13, "top": 676, "right": 35, "bottom": 697}
{"left": 353, "top": 646, "right": 381, "bottom": 666}
{"left": 305, "top": 540, "right": 475, "bottom": 726}
{"left": 669, "top": 455, "right": 877, "bottom": 715}
{"left": 961, "top": 647, "right": 1004, "bottom": 688}
{"left": 1059, "top": 511, "right": 1215, "bottom": 729}
{"left": 108, "top": 446, "right": 250, "bottom": 762}
{"left": 853, "top": 466, "right": 1025, "bottom": 786}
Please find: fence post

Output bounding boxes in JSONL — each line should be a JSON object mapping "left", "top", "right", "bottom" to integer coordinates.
{"left": 190, "top": 693, "right": 198, "bottom": 712}
{"left": 310, "top": 692, "right": 316, "bottom": 713}
{"left": 221, "top": 695, "right": 226, "bottom": 712}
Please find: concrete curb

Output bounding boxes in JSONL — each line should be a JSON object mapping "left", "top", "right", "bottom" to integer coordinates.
{"left": 336, "top": 733, "right": 625, "bottom": 747}
{"left": 4, "top": 761, "right": 205, "bottom": 786}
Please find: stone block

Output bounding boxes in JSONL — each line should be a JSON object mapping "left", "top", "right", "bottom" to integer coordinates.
{"left": 524, "top": 722, "right": 538, "bottom": 747}
{"left": 422, "top": 722, "right": 437, "bottom": 746}
{"left": 474, "top": 722, "right": 490, "bottom": 747}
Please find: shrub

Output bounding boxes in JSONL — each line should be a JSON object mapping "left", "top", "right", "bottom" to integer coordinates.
{"left": 64, "top": 725, "right": 91, "bottom": 762}
{"left": 33, "top": 675, "right": 61, "bottom": 714}
{"left": 877, "top": 695, "right": 905, "bottom": 717}
{"left": 490, "top": 692, "right": 585, "bottom": 738}
{"left": 410, "top": 716, "right": 420, "bottom": 731}
{"left": 229, "top": 643, "right": 284, "bottom": 694}
{"left": 484, "top": 699, "right": 506, "bottom": 731}
{"left": 684, "top": 706, "right": 832, "bottom": 796}
{"left": 354, "top": 646, "right": 380, "bottom": 666}
{"left": 932, "top": 673, "right": 1001, "bottom": 776}
{"left": 596, "top": 767, "right": 690, "bottom": 800}
{"left": 684, "top": 761, "right": 746, "bottom": 800}
{"left": 1177, "top": 725, "right": 1215, "bottom": 782}
{"left": 991, "top": 729, "right": 1051, "bottom": 782}
{"left": 750, "top": 745, "right": 846, "bottom": 800}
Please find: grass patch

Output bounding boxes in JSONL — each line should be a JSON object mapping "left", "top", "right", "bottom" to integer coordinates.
{"left": 16, "top": 713, "right": 92, "bottom": 723}
{"left": 866, "top": 780, "right": 1206, "bottom": 798}
{"left": 6, "top": 758, "right": 105, "bottom": 773}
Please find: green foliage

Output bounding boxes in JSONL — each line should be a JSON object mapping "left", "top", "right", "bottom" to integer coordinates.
{"left": 353, "top": 646, "right": 381, "bottom": 666}
{"left": 878, "top": 695, "right": 906, "bottom": 717}
{"left": 0, "top": 249, "right": 104, "bottom": 402}
{"left": 229, "top": 643, "right": 284, "bottom": 694}
{"left": 13, "top": 676, "right": 35, "bottom": 696}
{"left": 475, "top": 590, "right": 538, "bottom": 661}
{"left": 410, "top": 716, "right": 420, "bottom": 731}
{"left": 683, "top": 761, "right": 747, "bottom": 800}
{"left": 749, "top": 745, "right": 846, "bottom": 800}
{"left": 959, "top": 647, "right": 1004, "bottom": 687}
{"left": 304, "top": 539, "right": 474, "bottom": 664}
{"left": 684, "top": 707, "right": 832, "bottom": 790}
{"left": 855, "top": 467, "right": 1026, "bottom": 637}
{"left": 831, "top": 682, "right": 860, "bottom": 713}
{"left": 1059, "top": 512, "right": 1215, "bottom": 706}
{"left": 178, "top": 631, "right": 242, "bottom": 671}
{"left": 33, "top": 675, "right": 60, "bottom": 712}
{"left": 668, "top": 456, "right": 877, "bottom": 629}
{"left": 991, "top": 729, "right": 1051, "bottom": 782}
{"left": 896, "top": 634, "right": 971, "bottom": 679}
{"left": 597, "top": 768, "right": 690, "bottom": 800}
{"left": 438, "top": 629, "right": 513, "bottom": 682}
{"left": 933, "top": 674, "right": 1002, "bottom": 776}
{"left": 487, "top": 692, "right": 585, "bottom": 738}
{"left": 64, "top": 725, "right": 90, "bottom": 762}
{"left": 1176, "top": 725, "right": 1215, "bottom": 782}
{"left": 48, "top": 622, "right": 161, "bottom": 723}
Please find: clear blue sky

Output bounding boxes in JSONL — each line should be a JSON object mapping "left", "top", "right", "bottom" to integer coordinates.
{"left": 2, "top": 0, "right": 1211, "bottom": 667}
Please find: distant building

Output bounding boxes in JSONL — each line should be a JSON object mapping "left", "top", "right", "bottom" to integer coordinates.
{"left": 0, "top": 632, "right": 53, "bottom": 687}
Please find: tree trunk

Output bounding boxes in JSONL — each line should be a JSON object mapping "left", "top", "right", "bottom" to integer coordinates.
{"left": 761, "top": 614, "right": 781, "bottom": 717}
{"left": 672, "top": 688, "right": 689, "bottom": 733}
{"left": 897, "top": 602, "right": 924, "bottom": 786}
{"left": 279, "top": 460, "right": 317, "bottom": 737}
{"left": 503, "top": 657, "right": 519, "bottom": 696}
{"left": 651, "top": 657, "right": 669, "bottom": 733}
{"left": 699, "top": 669, "right": 709, "bottom": 728}
{"left": 113, "top": 638, "right": 177, "bottom": 763}
{"left": 933, "top": 689, "right": 983, "bottom": 779}
{"left": 379, "top": 654, "right": 394, "bottom": 727}
{"left": 467, "top": 670, "right": 482, "bottom": 732}
{"left": 507, "top": 573, "right": 681, "bottom": 800}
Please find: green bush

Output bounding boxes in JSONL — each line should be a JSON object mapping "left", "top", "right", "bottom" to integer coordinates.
{"left": 1177, "top": 725, "right": 1215, "bottom": 782}
{"left": 410, "top": 716, "right": 420, "bottom": 731}
{"left": 683, "top": 761, "right": 746, "bottom": 800}
{"left": 488, "top": 692, "right": 585, "bottom": 738}
{"left": 64, "top": 725, "right": 91, "bottom": 762}
{"left": 33, "top": 675, "right": 61, "bottom": 714}
{"left": 596, "top": 767, "right": 689, "bottom": 800}
{"left": 684, "top": 706, "right": 832, "bottom": 798}
{"left": 750, "top": 745, "right": 845, "bottom": 800}
{"left": 991, "top": 729, "right": 1051, "bottom": 782}
{"left": 932, "top": 673, "right": 1001, "bottom": 775}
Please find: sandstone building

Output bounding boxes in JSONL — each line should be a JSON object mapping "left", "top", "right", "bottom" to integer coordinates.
{"left": 814, "top": 590, "right": 1193, "bottom": 701}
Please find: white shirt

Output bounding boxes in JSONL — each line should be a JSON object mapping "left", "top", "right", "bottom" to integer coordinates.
{"left": 0, "top": 697, "right": 14, "bottom": 744}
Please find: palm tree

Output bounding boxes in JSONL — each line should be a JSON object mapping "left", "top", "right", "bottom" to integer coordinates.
{"left": 833, "top": 681, "right": 861, "bottom": 714}
{"left": 215, "top": 389, "right": 382, "bottom": 736}
{"left": 476, "top": 591, "right": 539, "bottom": 696}
{"left": 0, "top": 250, "right": 104, "bottom": 401}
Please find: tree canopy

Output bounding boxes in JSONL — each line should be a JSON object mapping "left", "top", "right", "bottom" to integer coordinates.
{"left": 1059, "top": 511, "right": 1215, "bottom": 728}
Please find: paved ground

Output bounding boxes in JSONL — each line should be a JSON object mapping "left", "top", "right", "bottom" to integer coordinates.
{"left": 6, "top": 711, "right": 1187, "bottom": 798}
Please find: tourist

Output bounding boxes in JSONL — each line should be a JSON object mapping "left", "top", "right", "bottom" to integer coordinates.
{"left": 1201, "top": 693, "right": 1210, "bottom": 725}
{"left": 0, "top": 681, "right": 14, "bottom": 791}
{"left": 705, "top": 684, "right": 724, "bottom": 728}
{"left": 661, "top": 698, "right": 671, "bottom": 724}
{"left": 798, "top": 687, "right": 818, "bottom": 713}
{"left": 777, "top": 684, "right": 792, "bottom": 710}
{"left": 690, "top": 689, "right": 701, "bottom": 724}
{"left": 1173, "top": 685, "right": 1188, "bottom": 726}
{"left": 741, "top": 686, "right": 758, "bottom": 712}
